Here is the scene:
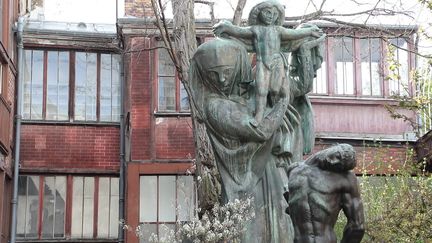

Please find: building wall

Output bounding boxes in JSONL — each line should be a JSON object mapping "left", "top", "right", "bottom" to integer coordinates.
{"left": 20, "top": 124, "right": 120, "bottom": 172}
{"left": 0, "top": 0, "right": 18, "bottom": 241}
{"left": 127, "top": 37, "right": 195, "bottom": 163}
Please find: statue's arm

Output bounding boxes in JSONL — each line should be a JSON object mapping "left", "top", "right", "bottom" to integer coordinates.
{"left": 213, "top": 20, "right": 253, "bottom": 38}
{"left": 341, "top": 174, "right": 365, "bottom": 243}
{"left": 279, "top": 25, "right": 322, "bottom": 41}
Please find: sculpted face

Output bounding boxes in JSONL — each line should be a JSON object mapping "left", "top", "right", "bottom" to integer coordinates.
{"left": 259, "top": 7, "right": 277, "bottom": 25}
{"left": 318, "top": 144, "right": 356, "bottom": 172}
{"left": 205, "top": 65, "right": 236, "bottom": 94}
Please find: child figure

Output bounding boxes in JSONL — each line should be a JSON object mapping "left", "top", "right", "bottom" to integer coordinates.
{"left": 213, "top": 0, "right": 323, "bottom": 127}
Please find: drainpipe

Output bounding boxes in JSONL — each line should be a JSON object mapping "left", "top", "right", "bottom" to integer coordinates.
{"left": 10, "top": 16, "right": 25, "bottom": 243}
{"left": 118, "top": 42, "right": 126, "bottom": 243}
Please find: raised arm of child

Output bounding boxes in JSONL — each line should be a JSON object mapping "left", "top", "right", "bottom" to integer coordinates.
{"left": 213, "top": 20, "right": 254, "bottom": 39}
{"left": 279, "top": 25, "right": 323, "bottom": 41}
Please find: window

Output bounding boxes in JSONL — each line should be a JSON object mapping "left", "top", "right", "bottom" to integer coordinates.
{"left": 388, "top": 38, "right": 410, "bottom": 96}
{"left": 333, "top": 37, "right": 355, "bottom": 95}
{"left": 139, "top": 175, "right": 195, "bottom": 241}
{"left": 17, "top": 175, "right": 119, "bottom": 240}
{"left": 360, "top": 38, "right": 383, "bottom": 96}
{"left": 156, "top": 44, "right": 189, "bottom": 112}
{"left": 71, "top": 176, "right": 119, "bottom": 238}
{"left": 17, "top": 176, "right": 66, "bottom": 239}
{"left": 312, "top": 35, "right": 413, "bottom": 98}
{"left": 23, "top": 49, "right": 120, "bottom": 122}
{"left": 313, "top": 45, "right": 327, "bottom": 94}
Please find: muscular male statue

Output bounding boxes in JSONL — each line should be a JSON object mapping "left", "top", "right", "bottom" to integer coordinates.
{"left": 287, "top": 144, "right": 365, "bottom": 243}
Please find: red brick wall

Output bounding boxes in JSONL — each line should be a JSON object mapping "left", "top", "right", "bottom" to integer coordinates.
{"left": 124, "top": 0, "right": 153, "bottom": 18}
{"left": 312, "top": 141, "right": 412, "bottom": 175}
{"left": 127, "top": 36, "right": 195, "bottom": 161}
{"left": 128, "top": 37, "right": 153, "bottom": 161}
{"left": 20, "top": 124, "right": 120, "bottom": 171}
{"left": 155, "top": 117, "right": 194, "bottom": 159}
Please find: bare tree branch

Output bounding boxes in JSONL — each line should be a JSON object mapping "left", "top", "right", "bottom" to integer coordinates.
{"left": 233, "top": 0, "right": 247, "bottom": 25}
{"left": 196, "top": 0, "right": 215, "bottom": 24}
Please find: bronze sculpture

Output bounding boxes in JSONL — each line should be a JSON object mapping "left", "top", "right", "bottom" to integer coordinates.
{"left": 188, "top": 0, "right": 364, "bottom": 242}
{"left": 287, "top": 144, "right": 365, "bottom": 243}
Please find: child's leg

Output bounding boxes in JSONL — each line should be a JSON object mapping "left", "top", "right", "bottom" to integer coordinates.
{"left": 278, "top": 65, "right": 290, "bottom": 104}
{"left": 252, "top": 64, "right": 270, "bottom": 127}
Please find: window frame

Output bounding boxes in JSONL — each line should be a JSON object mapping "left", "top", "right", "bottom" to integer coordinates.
{"left": 22, "top": 48, "right": 121, "bottom": 123}
{"left": 310, "top": 31, "right": 415, "bottom": 99}
{"left": 153, "top": 39, "right": 190, "bottom": 115}
{"left": 16, "top": 174, "right": 120, "bottom": 241}
{"left": 138, "top": 174, "right": 196, "bottom": 242}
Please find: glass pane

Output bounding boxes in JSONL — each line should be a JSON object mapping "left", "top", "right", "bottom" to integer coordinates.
{"left": 109, "top": 178, "right": 119, "bottom": 238}
{"left": 42, "top": 177, "right": 55, "bottom": 238}
{"left": 389, "top": 38, "right": 410, "bottom": 96}
{"left": 23, "top": 50, "right": 32, "bottom": 119}
{"left": 180, "top": 83, "right": 190, "bottom": 111}
{"left": 313, "top": 61, "right": 327, "bottom": 94}
{"left": 100, "top": 54, "right": 112, "bottom": 122}
{"left": 54, "top": 177, "right": 66, "bottom": 237}
{"left": 75, "top": 52, "right": 87, "bottom": 120}
{"left": 177, "top": 176, "right": 195, "bottom": 221}
{"left": 98, "top": 178, "right": 110, "bottom": 238}
{"left": 398, "top": 39, "right": 409, "bottom": 96}
{"left": 17, "top": 176, "right": 29, "bottom": 237}
{"left": 158, "top": 77, "right": 176, "bottom": 111}
{"left": 159, "top": 224, "right": 175, "bottom": 241}
{"left": 31, "top": 50, "right": 44, "bottom": 119}
{"left": 140, "top": 176, "right": 157, "bottom": 222}
{"left": 158, "top": 48, "right": 175, "bottom": 76}
{"left": 83, "top": 177, "right": 94, "bottom": 238}
{"left": 46, "top": 51, "right": 69, "bottom": 120}
{"left": 111, "top": 55, "right": 121, "bottom": 122}
{"left": 159, "top": 176, "right": 176, "bottom": 222}
{"left": 26, "top": 176, "right": 40, "bottom": 238}
{"left": 86, "top": 54, "right": 97, "bottom": 121}
{"left": 46, "top": 52, "right": 58, "bottom": 120}
{"left": 71, "top": 177, "right": 83, "bottom": 237}
{"left": 75, "top": 52, "right": 97, "bottom": 121}
{"left": 334, "top": 38, "right": 354, "bottom": 95}
{"left": 138, "top": 223, "right": 157, "bottom": 243}
{"left": 361, "top": 39, "right": 382, "bottom": 96}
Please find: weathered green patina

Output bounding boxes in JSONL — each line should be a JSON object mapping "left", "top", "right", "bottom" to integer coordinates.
{"left": 189, "top": 1, "right": 326, "bottom": 242}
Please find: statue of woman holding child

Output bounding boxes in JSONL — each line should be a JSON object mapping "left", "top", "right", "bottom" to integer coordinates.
{"left": 188, "top": 1, "right": 325, "bottom": 242}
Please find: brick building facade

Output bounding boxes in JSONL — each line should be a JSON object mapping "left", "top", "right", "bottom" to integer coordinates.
{"left": 7, "top": 0, "right": 423, "bottom": 242}
{"left": 0, "top": 0, "right": 18, "bottom": 241}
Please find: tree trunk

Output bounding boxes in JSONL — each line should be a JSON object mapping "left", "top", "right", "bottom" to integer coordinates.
{"left": 233, "top": 0, "right": 247, "bottom": 25}
{"left": 171, "top": 0, "right": 221, "bottom": 214}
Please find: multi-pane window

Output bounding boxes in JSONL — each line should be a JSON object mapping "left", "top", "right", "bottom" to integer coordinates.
{"left": 24, "top": 50, "right": 44, "bottom": 119}
{"left": 71, "top": 176, "right": 119, "bottom": 238}
{"left": 333, "top": 37, "right": 355, "bottom": 95}
{"left": 157, "top": 44, "right": 189, "bottom": 112}
{"left": 17, "top": 176, "right": 66, "bottom": 239}
{"left": 388, "top": 38, "right": 410, "bottom": 96}
{"left": 360, "top": 38, "right": 383, "bottom": 96}
{"left": 47, "top": 51, "right": 69, "bottom": 120}
{"left": 313, "top": 45, "right": 327, "bottom": 94}
{"left": 311, "top": 35, "right": 413, "bottom": 98}
{"left": 139, "top": 175, "right": 195, "bottom": 241}
{"left": 17, "top": 175, "right": 119, "bottom": 240}
{"left": 23, "top": 49, "right": 120, "bottom": 122}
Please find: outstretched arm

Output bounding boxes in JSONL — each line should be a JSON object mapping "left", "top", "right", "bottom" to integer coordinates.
{"left": 279, "top": 25, "right": 323, "bottom": 41}
{"left": 213, "top": 20, "right": 253, "bottom": 38}
{"left": 341, "top": 174, "right": 365, "bottom": 243}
